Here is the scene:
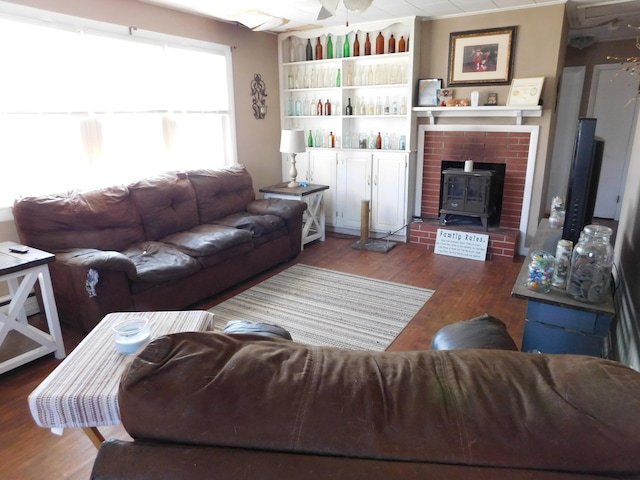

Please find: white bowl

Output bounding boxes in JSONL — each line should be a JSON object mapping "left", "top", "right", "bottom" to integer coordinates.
{"left": 112, "top": 317, "right": 151, "bottom": 355}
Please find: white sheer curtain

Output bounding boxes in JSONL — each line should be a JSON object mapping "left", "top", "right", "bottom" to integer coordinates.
{"left": 0, "top": 14, "right": 234, "bottom": 206}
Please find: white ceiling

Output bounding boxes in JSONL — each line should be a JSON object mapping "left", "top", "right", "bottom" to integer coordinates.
{"left": 138, "top": 0, "right": 640, "bottom": 43}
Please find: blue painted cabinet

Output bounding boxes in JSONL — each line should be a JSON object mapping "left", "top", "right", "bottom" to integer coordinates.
{"left": 512, "top": 219, "right": 615, "bottom": 358}
{"left": 521, "top": 301, "right": 613, "bottom": 356}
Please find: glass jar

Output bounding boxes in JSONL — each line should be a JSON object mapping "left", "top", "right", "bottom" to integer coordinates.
{"left": 549, "top": 195, "right": 565, "bottom": 229}
{"left": 566, "top": 224, "right": 614, "bottom": 303}
{"left": 526, "top": 250, "right": 555, "bottom": 293}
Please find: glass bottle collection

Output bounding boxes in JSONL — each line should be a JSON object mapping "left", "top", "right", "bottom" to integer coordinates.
{"left": 305, "top": 129, "right": 406, "bottom": 151}
{"left": 287, "top": 31, "right": 408, "bottom": 62}
{"left": 285, "top": 30, "right": 410, "bottom": 152}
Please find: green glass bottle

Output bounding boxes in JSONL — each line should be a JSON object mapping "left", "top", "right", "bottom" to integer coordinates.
{"left": 343, "top": 34, "right": 350, "bottom": 58}
{"left": 336, "top": 68, "right": 341, "bottom": 87}
{"left": 306, "top": 38, "right": 313, "bottom": 61}
{"left": 327, "top": 35, "right": 333, "bottom": 59}
{"left": 308, "top": 129, "right": 314, "bottom": 147}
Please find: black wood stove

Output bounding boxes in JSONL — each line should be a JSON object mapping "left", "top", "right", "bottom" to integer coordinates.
{"left": 439, "top": 168, "right": 494, "bottom": 231}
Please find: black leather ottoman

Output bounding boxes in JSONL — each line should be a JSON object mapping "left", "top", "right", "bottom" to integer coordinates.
{"left": 430, "top": 314, "right": 518, "bottom": 351}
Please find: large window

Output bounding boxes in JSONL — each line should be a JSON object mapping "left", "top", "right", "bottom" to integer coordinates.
{"left": 0, "top": 10, "right": 236, "bottom": 209}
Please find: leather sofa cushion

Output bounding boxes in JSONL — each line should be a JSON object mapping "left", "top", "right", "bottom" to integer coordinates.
{"left": 188, "top": 165, "right": 255, "bottom": 223}
{"left": 123, "top": 241, "right": 201, "bottom": 283}
{"left": 119, "top": 333, "right": 640, "bottom": 476}
{"left": 162, "top": 224, "right": 252, "bottom": 257}
{"left": 128, "top": 172, "right": 199, "bottom": 241}
{"left": 430, "top": 314, "right": 519, "bottom": 351}
{"left": 213, "top": 213, "right": 286, "bottom": 237}
{"left": 12, "top": 186, "right": 145, "bottom": 252}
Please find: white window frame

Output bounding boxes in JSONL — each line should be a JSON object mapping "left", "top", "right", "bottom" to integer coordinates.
{"left": 0, "top": 1, "right": 237, "bottom": 220}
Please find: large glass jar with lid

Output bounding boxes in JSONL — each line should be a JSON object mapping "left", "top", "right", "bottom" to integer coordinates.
{"left": 566, "top": 224, "right": 614, "bottom": 304}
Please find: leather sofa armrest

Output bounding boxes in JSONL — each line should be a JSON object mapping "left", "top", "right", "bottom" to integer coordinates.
{"left": 56, "top": 248, "right": 138, "bottom": 279}
{"left": 247, "top": 199, "right": 307, "bottom": 220}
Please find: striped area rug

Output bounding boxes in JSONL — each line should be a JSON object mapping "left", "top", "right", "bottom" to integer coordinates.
{"left": 210, "top": 264, "right": 434, "bottom": 351}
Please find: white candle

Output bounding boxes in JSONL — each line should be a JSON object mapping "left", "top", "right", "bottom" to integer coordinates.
{"left": 464, "top": 160, "right": 473, "bottom": 172}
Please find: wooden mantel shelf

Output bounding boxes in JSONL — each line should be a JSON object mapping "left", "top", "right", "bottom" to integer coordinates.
{"left": 412, "top": 105, "right": 542, "bottom": 125}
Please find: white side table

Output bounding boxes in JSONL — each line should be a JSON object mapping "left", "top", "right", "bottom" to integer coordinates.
{"left": 260, "top": 183, "right": 329, "bottom": 249}
{"left": 0, "top": 241, "right": 65, "bottom": 374}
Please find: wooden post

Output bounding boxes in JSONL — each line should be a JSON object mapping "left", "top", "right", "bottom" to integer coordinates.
{"left": 360, "top": 199, "right": 370, "bottom": 244}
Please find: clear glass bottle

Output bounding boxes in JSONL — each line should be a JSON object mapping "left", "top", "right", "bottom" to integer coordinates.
{"left": 552, "top": 239, "right": 573, "bottom": 288}
{"left": 566, "top": 224, "right": 614, "bottom": 304}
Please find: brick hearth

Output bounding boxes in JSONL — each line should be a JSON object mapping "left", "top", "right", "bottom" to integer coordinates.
{"left": 410, "top": 129, "right": 532, "bottom": 262}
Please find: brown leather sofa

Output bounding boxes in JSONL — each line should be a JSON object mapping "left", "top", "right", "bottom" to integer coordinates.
{"left": 12, "top": 165, "right": 307, "bottom": 331}
{"left": 91, "top": 332, "right": 640, "bottom": 479}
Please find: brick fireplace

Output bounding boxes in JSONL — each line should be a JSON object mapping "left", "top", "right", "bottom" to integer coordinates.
{"left": 410, "top": 124, "right": 539, "bottom": 261}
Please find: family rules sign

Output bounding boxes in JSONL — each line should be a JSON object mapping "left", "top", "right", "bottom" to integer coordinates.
{"left": 434, "top": 229, "right": 489, "bottom": 261}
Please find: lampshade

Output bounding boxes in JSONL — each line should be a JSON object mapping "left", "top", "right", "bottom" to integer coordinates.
{"left": 280, "top": 129, "right": 306, "bottom": 154}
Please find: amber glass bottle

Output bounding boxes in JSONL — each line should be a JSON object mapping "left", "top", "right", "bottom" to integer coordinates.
{"left": 376, "top": 32, "right": 384, "bottom": 54}
{"left": 376, "top": 132, "right": 382, "bottom": 149}
{"left": 398, "top": 36, "right": 406, "bottom": 53}
{"left": 364, "top": 33, "right": 371, "bottom": 55}
{"left": 315, "top": 37, "right": 323, "bottom": 60}
{"left": 317, "top": 99, "right": 323, "bottom": 116}
{"left": 388, "top": 34, "right": 396, "bottom": 53}
{"left": 353, "top": 34, "right": 360, "bottom": 56}
{"left": 324, "top": 99, "right": 331, "bottom": 116}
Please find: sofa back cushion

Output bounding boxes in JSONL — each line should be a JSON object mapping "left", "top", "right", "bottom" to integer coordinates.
{"left": 187, "top": 165, "right": 255, "bottom": 223}
{"left": 119, "top": 333, "right": 640, "bottom": 477}
{"left": 128, "top": 172, "right": 199, "bottom": 241}
{"left": 12, "top": 186, "right": 145, "bottom": 252}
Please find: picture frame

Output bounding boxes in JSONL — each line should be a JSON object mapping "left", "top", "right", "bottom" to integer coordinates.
{"left": 447, "top": 26, "right": 516, "bottom": 86}
{"left": 507, "top": 77, "right": 545, "bottom": 106}
{"left": 418, "top": 78, "right": 442, "bottom": 106}
{"left": 486, "top": 92, "right": 498, "bottom": 106}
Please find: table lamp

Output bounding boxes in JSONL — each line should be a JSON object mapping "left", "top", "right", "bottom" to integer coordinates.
{"left": 280, "top": 129, "right": 306, "bottom": 188}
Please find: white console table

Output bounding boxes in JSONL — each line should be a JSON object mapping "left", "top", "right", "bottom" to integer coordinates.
{"left": 260, "top": 183, "right": 329, "bottom": 249}
{"left": 0, "top": 241, "right": 65, "bottom": 374}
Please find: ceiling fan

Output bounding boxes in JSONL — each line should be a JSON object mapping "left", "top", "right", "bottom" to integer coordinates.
{"left": 317, "top": 0, "right": 374, "bottom": 20}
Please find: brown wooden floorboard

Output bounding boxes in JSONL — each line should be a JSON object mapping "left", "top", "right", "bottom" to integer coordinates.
{"left": 0, "top": 233, "right": 526, "bottom": 479}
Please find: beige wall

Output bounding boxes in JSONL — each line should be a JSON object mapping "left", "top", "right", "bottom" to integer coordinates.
{"left": 0, "top": 0, "right": 282, "bottom": 242}
{"left": 417, "top": 4, "right": 567, "bottom": 245}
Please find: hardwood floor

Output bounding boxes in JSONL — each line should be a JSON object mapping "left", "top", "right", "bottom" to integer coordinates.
{"left": 0, "top": 234, "right": 526, "bottom": 479}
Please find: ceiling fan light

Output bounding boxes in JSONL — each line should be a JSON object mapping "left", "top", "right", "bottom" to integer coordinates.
{"left": 343, "top": 0, "right": 373, "bottom": 14}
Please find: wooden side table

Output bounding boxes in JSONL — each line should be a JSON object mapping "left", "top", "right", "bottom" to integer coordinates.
{"left": 511, "top": 219, "right": 615, "bottom": 357}
{"left": 260, "top": 183, "right": 329, "bottom": 249}
{"left": 0, "top": 241, "right": 65, "bottom": 374}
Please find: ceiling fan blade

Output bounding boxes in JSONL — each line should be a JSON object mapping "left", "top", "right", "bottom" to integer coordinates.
{"left": 318, "top": 0, "right": 339, "bottom": 16}
{"left": 317, "top": 6, "right": 334, "bottom": 20}
{"left": 343, "top": 0, "right": 373, "bottom": 14}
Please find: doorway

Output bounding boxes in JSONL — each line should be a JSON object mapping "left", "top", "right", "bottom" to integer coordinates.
{"left": 587, "top": 64, "right": 639, "bottom": 220}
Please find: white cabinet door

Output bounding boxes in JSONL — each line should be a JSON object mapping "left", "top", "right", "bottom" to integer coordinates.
{"left": 337, "top": 151, "right": 372, "bottom": 229}
{"left": 371, "top": 152, "right": 407, "bottom": 234}
{"left": 308, "top": 150, "right": 337, "bottom": 226}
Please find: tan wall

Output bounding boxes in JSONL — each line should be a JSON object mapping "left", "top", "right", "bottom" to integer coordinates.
{"left": 417, "top": 4, "right": 567, "bottom": 245}
{"left": 0, "top": 0, "right": 282, "bottom": 242}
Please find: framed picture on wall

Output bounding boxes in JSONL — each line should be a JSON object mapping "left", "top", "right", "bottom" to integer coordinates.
{"left": 417, "top": 79, "right": 442, "bottom": 106}
{"left": 447, "top": 26, "right": 516, "bottom": 86}
{"left": 507, "top": 77, "right": 545, "bottom": 106}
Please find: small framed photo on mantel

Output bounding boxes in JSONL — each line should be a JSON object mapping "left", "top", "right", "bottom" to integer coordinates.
{"left": 507, "top": 77, "right": 545, "bottom": 106}
{"left": 418, "top": 78, "right": 442, "bottom": 106}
